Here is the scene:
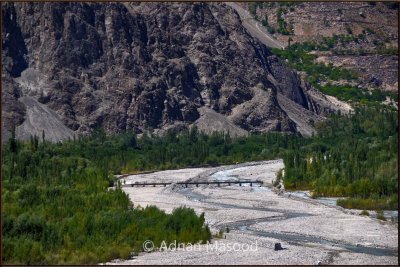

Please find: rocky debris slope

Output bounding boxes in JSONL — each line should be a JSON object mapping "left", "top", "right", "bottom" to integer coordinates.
{"left": 195, "top": 107, "right": 248, "bottom": 137}
{"left": 15, "top": 96, "right": 75, "bottom": 142}
{"left": 2, "top": 2, "right": 347, "bottom": 141}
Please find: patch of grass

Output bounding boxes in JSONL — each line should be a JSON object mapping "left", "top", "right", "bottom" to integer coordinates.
{"left": 337, "top": 197, "right": 397, "bottom": 211}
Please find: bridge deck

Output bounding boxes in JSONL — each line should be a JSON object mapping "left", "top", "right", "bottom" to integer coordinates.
{"left": 121, "top": 180, "right": 263, "bottom": 188}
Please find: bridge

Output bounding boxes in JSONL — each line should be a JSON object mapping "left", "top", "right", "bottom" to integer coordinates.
{"left": 121, "top": 180, "right": 263, "bottom": 188}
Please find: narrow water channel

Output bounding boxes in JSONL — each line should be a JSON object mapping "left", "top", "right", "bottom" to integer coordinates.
{"left": 177, "top": 166, "right": 398, "bottom": 258}
{"left": 209, "top": 167, "right": 398, "bottom": 220}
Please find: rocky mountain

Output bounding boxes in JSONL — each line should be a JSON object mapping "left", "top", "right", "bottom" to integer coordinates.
{"left": 2, "top": 2, "right": 348, "bottom": 142}
{"left": 243, "top": 1, "right": 398, "bottom": 93}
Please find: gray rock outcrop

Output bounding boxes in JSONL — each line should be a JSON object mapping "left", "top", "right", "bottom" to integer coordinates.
{"left": 2, "top": 2, "right": 346, "bottom": 141}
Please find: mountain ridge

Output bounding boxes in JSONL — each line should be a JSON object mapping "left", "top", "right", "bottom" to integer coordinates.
{"left": 2, "top": 2, "right": 348, "bottom": 142}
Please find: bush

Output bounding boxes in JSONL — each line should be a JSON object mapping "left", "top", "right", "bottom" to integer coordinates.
{"left": 215, "top": 229, "right": 224, "bottom": 239}
{"left": 376, "top": 210, "right": 386, "bottom": 221}
{"left": 360, "top": 210, "right": 370, "bottom": 216}
{"left": 345, "top": 25, "right": 353, "bottom": 34}
{"left": 273, "top": 169, "right": 283, "bottom": 187}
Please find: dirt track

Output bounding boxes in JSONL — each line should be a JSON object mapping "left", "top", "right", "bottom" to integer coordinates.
{"left": 224, "top": 2, "right": 286, "bottom": 49}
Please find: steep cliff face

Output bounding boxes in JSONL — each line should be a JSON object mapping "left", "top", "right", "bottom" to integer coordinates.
{"left": 2, "top": 2, "right": 343, "bottom": 141}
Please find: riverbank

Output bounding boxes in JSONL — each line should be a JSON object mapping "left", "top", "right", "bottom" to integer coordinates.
{"left": 106, "top": 160, "right": 398, "bottom": 265}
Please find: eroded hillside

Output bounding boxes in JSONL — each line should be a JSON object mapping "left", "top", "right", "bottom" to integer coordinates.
{"left": 2, "top": 2, "right": 355, "bottom": 141}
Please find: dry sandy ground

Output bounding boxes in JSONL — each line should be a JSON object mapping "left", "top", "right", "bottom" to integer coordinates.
{"left": 106, "top": 160, "right": 398, "bottom": 265}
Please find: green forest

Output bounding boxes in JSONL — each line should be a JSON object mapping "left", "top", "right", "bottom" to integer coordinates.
{"left": 283, "top": 107, "right": 398, "bottom": 210}
{"left": 2, "top": 106, "right": 398, "bottom": 264}
{"left": 1, "top": 131, "right": 211, "bottom": 264}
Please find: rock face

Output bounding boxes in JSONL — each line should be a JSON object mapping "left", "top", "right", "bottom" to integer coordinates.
{"left": 2, "top": 2, "right": 345, "bottom": 141}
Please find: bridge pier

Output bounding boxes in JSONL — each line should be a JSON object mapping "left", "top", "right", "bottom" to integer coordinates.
{"left": 239, "top": 183, "right": 242, "bottom": 186}
{"left": 217, "top": 182, "right": 220, "bottom": 187}
{"left": 196, "top": 184, "right": 199, "bottom": 187}
{"left": 250, "top": 183, "right": 252, "bottom": 187}
{"left": 153, "top": 184, "right": 156, "bottom": 187}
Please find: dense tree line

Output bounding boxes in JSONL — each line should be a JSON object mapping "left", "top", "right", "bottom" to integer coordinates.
{"left": 55, "top": 127, "right": 299, "bottom": 175}
{"left": 283, "top": 107, "right": 398, "bottom": 210}
{"left": 2, "top": 106, "right": 397, "bottom": 264}
{"left": 1, "top": 131, "right": 211, "bottom": 264}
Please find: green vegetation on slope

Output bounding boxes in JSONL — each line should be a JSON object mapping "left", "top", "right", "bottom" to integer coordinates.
{"left": 270, "top": 43, "right": 394, "bottom": 104}
{"left": 276, "top": 7, "right": 292, "bottom": 35}
{"left": 251, "top": 2, "right": 296, "bottom": 35}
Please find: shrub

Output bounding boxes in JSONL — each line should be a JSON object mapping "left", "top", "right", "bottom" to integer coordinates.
{"left": 376, "top": 210, "right": 386, "bottom": 221}
{"left": 215, "top": 229, "right": 224, "bottom": 239}
{"left": 360, "top": 210, "right": 370, "bottom": 216}
{"left": 345, "top": 25, "right": 353, "bottom": 34}
{"left": 273, "top": 169, "right": 283, "bottom": 187}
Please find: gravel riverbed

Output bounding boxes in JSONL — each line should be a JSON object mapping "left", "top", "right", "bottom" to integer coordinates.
{"left": 106, "top": 160, "right": 398, "bottom": 265}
